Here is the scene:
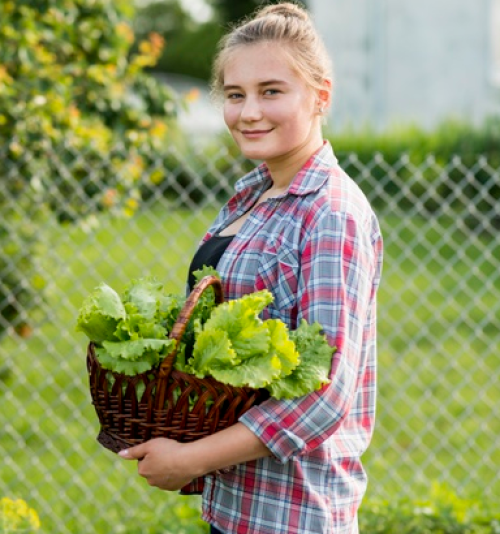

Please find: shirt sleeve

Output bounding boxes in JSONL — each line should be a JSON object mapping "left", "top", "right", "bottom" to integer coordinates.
{"left": 238, "top": 207, "right": 380, "bottom": 463}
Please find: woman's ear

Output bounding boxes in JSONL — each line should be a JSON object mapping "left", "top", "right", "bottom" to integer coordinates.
{"left": 318, "top": 78, "right": 332, "bottom": 112}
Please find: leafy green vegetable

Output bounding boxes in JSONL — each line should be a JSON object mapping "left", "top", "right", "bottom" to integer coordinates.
{"left": 266, "top": 319, "right": 300, "bottom": 378}
{"left": 95, "top": 338, "right": 176, "bottom": 376}
{"left": 186, "top": 290, "right": 334, "bottom": 396}
{"left": 76, "top": 283, "right": 125, "bottom": 343}
{"left": 78, "top": 269, "right": 335, "bottom": 400}
{"left": 197, "top": 291, "right": 273, "bottom": 361}
{"left": 209, "top": 351, "right": 283, "bottom": 389}
{"left": 122, "top": 277, "right": 164, "bottom": 321}
{"left": 189, "top": 330, "right": 238, "bottom": 376}
{"left": 267, "top": 320, "right": 333, "bottom": 399}
{"left": 77, "top": 278, "right": 183, "bottom": 375}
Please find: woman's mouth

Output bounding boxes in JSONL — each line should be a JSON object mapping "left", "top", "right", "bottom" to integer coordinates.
{"left": 240, "top": 129, "right": 273, "bottom": 139}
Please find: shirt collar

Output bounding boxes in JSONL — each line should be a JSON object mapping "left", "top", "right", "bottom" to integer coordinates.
{"left": 234, "top": 140, "right": 337, "bottom": 197}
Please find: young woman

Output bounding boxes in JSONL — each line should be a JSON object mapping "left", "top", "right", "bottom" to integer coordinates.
{"left": 120, "top": 3, "right": 383, "bottom": 533}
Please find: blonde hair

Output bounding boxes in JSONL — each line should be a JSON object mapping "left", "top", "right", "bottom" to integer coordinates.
{"left": 211, "top": 2, "right": 333, "bottom": 102}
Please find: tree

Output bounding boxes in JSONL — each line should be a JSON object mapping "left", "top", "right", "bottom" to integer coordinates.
{"left": 133, "top": 0, "right": 223, "bottom": 81}
{"left": 0, "top": 0, "right": 181, "bottom": 339}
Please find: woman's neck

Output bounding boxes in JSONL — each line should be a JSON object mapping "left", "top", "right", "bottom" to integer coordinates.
{"left": 265, "top": 135, "right": 324, "bottom": 191}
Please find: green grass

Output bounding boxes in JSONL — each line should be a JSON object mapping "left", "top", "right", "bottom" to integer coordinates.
{"left": 1, "top": 206, "right": 499, "bottom": 533}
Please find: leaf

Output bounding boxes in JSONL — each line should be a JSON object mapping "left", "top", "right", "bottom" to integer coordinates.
{"left": 76, "top": 282, "right": 126, "bottom": 343}
{"left": 267, "top": 320, "right": 334, "bottom": 400}
{"left": 114, "top": 308, "right": 167, "bottom": 341}
{"left": 190, "top": 265, "right": 221, "bottom": 324}
{"left": 265, "top": 319, "right": 300, "bottom": 377}
{"left": 192, "top": 265, "right": 220, "bottom": 284}
{"left": 157, "top": 293, "right": 185, "bottom": 333}
{"left": 210, "top": 351, "right": 283, "bottom": 389}
{"left": 95, "top": 348, "right": 160, "bottom": 376}
{"left": 121, "top": 277, "right": 164, "bottom": 320}
{"left": 188, "top": 329, "right": 238, "bottom": 377}
{"left": 101, "top": 338, "right": 175, "bottom": 361}
{"left": 201, "top": 291, "right": 273, "bottom": 359}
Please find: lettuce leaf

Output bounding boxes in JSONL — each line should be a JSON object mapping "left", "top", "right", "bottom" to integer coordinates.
{"left": 189, "top": 290, "right": 299, "bottom": 389}
{"left": 76, "top": 283, "right": 126, "bottom": 343}
{"left": 200, "top": 291, "right": 273, "bottom": 360}
{"left": 100, "top": 338, "right": 176, "bottom": 360}
{"left": 95, "top": 338, "right": 176, "bottom": 376}
{"left": 121, "top": 277, "right": 164, "bottom": 321}
{"left": 95, "top": 348, "right": 162, "bottom": 376}
{"left": 267, "top": 320, "right": 334, "bottom": 399}
{"left": 188, "top": 329, "right": 238, "bottom": 377}
{"left": 114, "top": 305, "right": 168, "bottom": 342}
{"left": 265, "top": 319, "right": 300, "bottom": 378}
{"left": 209, "top": 351, "right": 282, "bottom": 389}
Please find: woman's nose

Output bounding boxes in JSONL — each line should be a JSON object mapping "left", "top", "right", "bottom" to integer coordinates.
{"left": 240, "top": 96, "right": 262, "bottom": 121}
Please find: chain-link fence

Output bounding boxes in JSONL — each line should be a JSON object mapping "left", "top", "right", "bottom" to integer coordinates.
{"left": 1, "top": 143, "right": 499, "bottom": 532}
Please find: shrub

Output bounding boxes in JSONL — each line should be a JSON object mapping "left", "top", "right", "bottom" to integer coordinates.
{"left": 0, "top": 0, "right": 183, "bottom": 341}
{"left": 329, "top": 117, "right": 500, "bottom": 224}
{"left": 359, "top": 483, "right": 500, "bottom": 534}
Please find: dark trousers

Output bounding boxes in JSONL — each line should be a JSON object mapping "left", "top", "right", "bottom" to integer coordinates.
{"left": 210, "top": 526, "right": 224, "bottom": 534}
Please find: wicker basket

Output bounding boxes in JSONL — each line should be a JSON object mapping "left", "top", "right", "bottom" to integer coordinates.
{"left": 86, "top": 275, "right": 268, "bottom": 453}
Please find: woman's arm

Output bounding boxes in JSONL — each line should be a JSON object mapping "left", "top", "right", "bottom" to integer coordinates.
{"left": 119, "top": 422, "right": 271, "bottom": 491}
{"left": 238, "top": 208, "right": 382, "bottom": 460}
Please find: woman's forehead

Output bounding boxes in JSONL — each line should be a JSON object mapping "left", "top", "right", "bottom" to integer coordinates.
{"left": 223, "top": 42, "right": 302, "bottom": 86}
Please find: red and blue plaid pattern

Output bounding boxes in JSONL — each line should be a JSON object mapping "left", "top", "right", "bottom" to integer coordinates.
{"left": 195, "top": 142, "right": 383, "bottom": 533}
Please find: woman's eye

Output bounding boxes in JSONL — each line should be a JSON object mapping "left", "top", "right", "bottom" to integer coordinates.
{"left": 226, "top": 92, "right": 243, "bottom": 100}
{"left": 264, "top": 89, "right": 280, "bottom": 96}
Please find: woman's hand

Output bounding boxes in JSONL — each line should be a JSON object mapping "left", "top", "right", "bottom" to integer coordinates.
{"left": 119, "top": 438, "right": 198, "bottom": 491}
{"left": 118, "top": 423, "right": 271, "bottom": 491}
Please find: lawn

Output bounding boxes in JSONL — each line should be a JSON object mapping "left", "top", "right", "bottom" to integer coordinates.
{"left": 1, "top": 204, "right": 498, "bottom": 533}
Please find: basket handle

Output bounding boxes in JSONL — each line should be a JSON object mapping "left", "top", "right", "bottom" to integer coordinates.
{"left": 157, "top": 274, "right": 224, "bottom": 379}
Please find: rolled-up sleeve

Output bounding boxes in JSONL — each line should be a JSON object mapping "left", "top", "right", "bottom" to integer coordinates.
{"left": 239, "top": 207, "right": 379, "bottom": 463}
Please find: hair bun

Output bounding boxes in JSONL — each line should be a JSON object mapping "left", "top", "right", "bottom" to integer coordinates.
{"left": 256, "top": 2, "right": 310, "bottom": 22}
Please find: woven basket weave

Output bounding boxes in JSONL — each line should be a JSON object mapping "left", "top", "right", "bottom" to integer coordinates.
{"left": 86, "top": 275, "right": 268, "bottom": 453}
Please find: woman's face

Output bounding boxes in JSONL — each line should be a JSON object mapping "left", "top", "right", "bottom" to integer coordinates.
{"left": 222, "top": 42, "right": 322, "bottom": 165}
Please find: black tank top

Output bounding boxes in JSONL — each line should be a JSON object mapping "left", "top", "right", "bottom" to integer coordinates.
{"left": 187, "top": 233, "right": 234, "bottom": 290}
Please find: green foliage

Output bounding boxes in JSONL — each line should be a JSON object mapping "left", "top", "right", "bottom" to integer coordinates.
{"left": 0, "top": 0, "right": 181, "bottom": 221}
{"left": 133, "top": 0, "right": 224, "bottom": 82}
{"left": 76, "top": 283, "right": 126, "bottom": 343}
{"left": 133, "top": 0, "right": 310, "bottom": 83}
{"left": 189, "top": 293, "right": 333, "bottom": 398}
{"left": 359, "top": 483, "right": 500, "bottom": 533}
{"left": 156, "top": 20, "right": 224, "bottom": 82}
{"left": 327, "top": 117, "right": 500, "bottom": 222}
{"left": 0, "top": 0, "right": 183, "bottom": 340}
{"left": 77, "top": 277, "right": 185, "bottom": 375}
{"left": 76, "top": 268, "right": 333, "bottom": 397}
{"left": 269, "top": 320, "right": 333, "bottom": 399}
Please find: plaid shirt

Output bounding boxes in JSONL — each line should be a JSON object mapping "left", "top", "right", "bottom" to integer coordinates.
{"left": 190, "top": 142, "right": 383, "bottom": 533}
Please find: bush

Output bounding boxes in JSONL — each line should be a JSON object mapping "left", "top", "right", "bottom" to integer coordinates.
{"left": 0, "top": 0, "right": 184, "bottom": 341}
{"left": 328, "top": 117, "right": 500, "bottom": 223}
{"left": 359, "top": 483, "right": 500, "bottom": 534}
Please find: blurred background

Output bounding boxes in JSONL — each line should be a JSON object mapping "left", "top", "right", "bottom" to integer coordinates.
{"left": 0, "top": 0, "right": 499, "bottom": 532}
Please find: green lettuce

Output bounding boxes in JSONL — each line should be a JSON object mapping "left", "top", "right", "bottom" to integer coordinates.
{"left": 267, "top": 320, "right": 333, "bottom": 399}
{"left": 188, "top": 290, "right": 334, "bottom": 399}
{"left": 190, "top": 291, "right": 299, "bottom": 392}
{"left": 78, "top": 270, "right": 335, "bottom": 400}
{"left": 77, "top": 278, "right": 184, "bottom": 375}
{"left": 122, "top": 277, "right": 164, "bottom": 321}
{"left": 95, "top": 338, "right": 176, "bottom": 376}
{"left": 76, "top": 283, "right": 125, "bottom": 343}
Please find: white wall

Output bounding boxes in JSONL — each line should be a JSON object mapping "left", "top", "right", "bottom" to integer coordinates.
{"left": 310, "top": 0, "right": 496, "bottom": 131}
